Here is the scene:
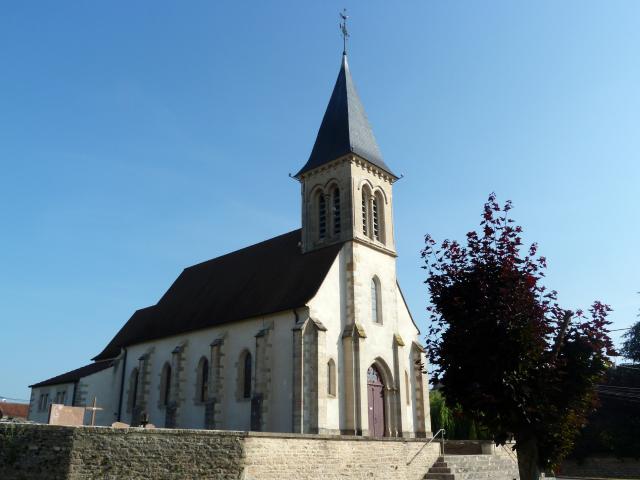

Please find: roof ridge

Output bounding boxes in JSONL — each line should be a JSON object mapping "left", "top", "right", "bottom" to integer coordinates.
{"left": 184, "top": 229, "right": 301, "bottom": 271}
{"left": 30, "top": 359, "right": 115, "bottom": 388}
{"left": 91, "top": 229, "right": 343, "bottom": 361}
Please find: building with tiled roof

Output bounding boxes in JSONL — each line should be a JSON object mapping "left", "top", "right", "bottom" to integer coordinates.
{"left": 0, "top": 402, "right": 29, "bottom": 420}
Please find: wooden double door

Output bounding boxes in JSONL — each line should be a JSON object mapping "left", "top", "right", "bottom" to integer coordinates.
{"left": 367, "top": 365, "right": 386, "bottom": 437}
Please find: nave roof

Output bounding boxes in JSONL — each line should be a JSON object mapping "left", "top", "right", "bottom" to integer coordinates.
{"left": 93, "top": 229, "right": 342, "bottom": 360}
{"left": 30, "top": 359, "right": 114, "bottom": 388}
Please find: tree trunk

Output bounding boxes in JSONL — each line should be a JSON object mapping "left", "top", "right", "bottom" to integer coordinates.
{"left": 516, "top": 436, "right": 542, "bottom": 480}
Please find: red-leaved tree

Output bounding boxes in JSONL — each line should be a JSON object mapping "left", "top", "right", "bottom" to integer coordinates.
{"left": 422, "top": 194, "right": 615, "bottom": 480}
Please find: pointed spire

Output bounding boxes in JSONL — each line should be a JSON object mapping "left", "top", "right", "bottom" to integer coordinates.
{"left": 296, "top": 54, "right": 395, "bottom": 178}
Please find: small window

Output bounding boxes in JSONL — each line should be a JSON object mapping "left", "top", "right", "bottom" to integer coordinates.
{"left": 160, "top": 363, "right": 172, "bottom": 406}
{"left": 332, "top": 187, "right": 341, "bottom": 235}
{"left": 39, "top": 393, "right": 49, "bottom": 411}
{"left": 318, "top": 194, "right": 327, "bottom": 240}
{"left": 371, "top": 277, "right": 382, "bottom": 324}
{"left": 197, "top": 357, "right": 209, "bottom": 403}
{"left": 242, "top": 351, "right": 252, "bottom": 399}
{"left": 55, "top": 391, "right": 66, "bottom": 404}
{"left": 327, "top": 359, "right": 336, "bottom": 397}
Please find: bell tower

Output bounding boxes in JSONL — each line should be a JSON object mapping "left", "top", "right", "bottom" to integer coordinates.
{"left": 295, "top": 53, "right": 398, "bottom": 256}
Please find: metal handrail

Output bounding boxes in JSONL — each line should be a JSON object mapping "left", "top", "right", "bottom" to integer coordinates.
{"left": 407, "top": 428, "right": 446, "bottom": 465}
{"left": 500, "top": 443, "right": 518, "bottom": 464}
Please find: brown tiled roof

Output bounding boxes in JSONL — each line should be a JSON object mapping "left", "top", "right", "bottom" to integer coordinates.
{"left": 29, "top": 360, "right": 114, "bottom": 388}
{"left": 0, "top": 402, "right": 29, "bottom": 419}
{"left": 93, "top": 229, "right": 342, "bottom": 360}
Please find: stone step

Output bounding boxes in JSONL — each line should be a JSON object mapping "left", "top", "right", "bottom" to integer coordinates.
{"left": 424, "top": 474, "right": 455, "bottom": 480}
{"left": 443, "top": 460, "right": 517, "bottom": 468}
{"left": 455, "top": 476, "right": 518, "bottom": 480}
{"left": 453, "top": 464, "right": 518, "bottom": 469}
{"left": 441, "top": 455, "right": 513, "bottom": 461}
{"left": 449, "top": 472, "right": 517, "bottom": 478}
{"left": 453, "top": 471, "right": 518, "bottom": 476}
{"left": 427, "top": 454, "right": 519, "bottom": 480}
{"left": 428, "top": 466, "right": 452, "bottom": 474}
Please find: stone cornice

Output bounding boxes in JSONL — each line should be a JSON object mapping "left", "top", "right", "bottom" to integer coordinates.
{"left": 296, "top": 154, "right": 397, "bottom": 184}
{"left": 351, "top": 237, "right": 397, "bottom": 258}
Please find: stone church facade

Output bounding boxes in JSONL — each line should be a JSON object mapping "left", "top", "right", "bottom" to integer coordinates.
{"left": 28, "top": 53, "right": 432, "bottom": 438}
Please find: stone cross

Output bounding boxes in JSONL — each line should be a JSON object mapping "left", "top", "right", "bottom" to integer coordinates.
{"left": 84, "top": 397, "right": 103, "bottom": 426}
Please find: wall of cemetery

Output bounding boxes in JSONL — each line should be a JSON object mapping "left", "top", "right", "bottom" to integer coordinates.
{"left": 0, "top": 424, "right": 441, "bottom": 480}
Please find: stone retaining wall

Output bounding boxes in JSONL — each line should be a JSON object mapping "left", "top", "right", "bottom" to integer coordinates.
{"left": 243, "top": 434, "right": 440, "bottom": 479}
{"left": 0, "top": 424, "right": 442, "bottom": 480}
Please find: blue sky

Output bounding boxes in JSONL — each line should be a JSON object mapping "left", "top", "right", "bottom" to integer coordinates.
{"left": 1, "top": 1, "right": 638, "bottom": 401}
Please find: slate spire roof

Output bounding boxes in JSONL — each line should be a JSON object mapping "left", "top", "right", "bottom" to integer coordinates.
{"left": 296, "top": 54, "right": 396, "bottom": 178}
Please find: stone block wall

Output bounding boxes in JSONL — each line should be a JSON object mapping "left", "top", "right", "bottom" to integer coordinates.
{"left": 0, "top": 423, "right": 75, "bottom": 479}
{"left": 243, "top": 433, "right": 441, "bottom": 480}
{"left": 0, "top": 424, "right": 443, "bottom": 480}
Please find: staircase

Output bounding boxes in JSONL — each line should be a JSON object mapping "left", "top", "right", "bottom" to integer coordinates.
{"left": 424, "top": 455, "right": 520, "bottom": 480}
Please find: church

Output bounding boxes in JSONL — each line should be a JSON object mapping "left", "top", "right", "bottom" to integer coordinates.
{"left": 28, "top": 50, "right": 432, "bottom": 438}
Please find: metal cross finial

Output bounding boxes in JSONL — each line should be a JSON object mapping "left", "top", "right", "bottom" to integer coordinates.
{"left": 339, "top": 9, "right": 349, "bottom": 55}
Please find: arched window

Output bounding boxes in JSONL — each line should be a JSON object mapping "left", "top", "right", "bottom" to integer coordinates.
{"left": 332, "top": 187, "right": 341, "bottom": 235}
{"left": 128, "top": 368, "right": 139, "bottom": 412}
{"left": 240, "top": 351, "right": 252, "bottom": 399}
{"left": 160, "top": 362, "right": 172, "bottom": 406}
{"left": 196, "top": 357, "right": 209, "bottom": 403}
{"left": 371, "top": 277, "right": 382, "bottom": 324}
{"left": 318, "top": 194, "right": 327, "bottom": 240}
{"left": 327, "top": 358, "right": 336, "bottom": 397}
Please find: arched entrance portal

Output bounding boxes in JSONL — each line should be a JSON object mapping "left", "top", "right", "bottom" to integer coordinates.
{"left": 367, "top": 365, "right": 386, "bottom": 437}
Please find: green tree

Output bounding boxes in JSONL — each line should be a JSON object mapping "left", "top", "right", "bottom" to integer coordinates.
{"left": 621, "top": 320, "right": 640, "bottom": 363}
{"left": 422, "top": 194, "right": 615, "bottom": 480}
{"left": 430, "top": 390, "right": 492, "bottom": 440}
{"left": 429, "top": 390, "right": 455, "bottom": 434}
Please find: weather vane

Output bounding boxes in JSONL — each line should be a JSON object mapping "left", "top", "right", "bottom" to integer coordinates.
{"left": 339, "top": 9, "right": 349, "bottom": 55}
